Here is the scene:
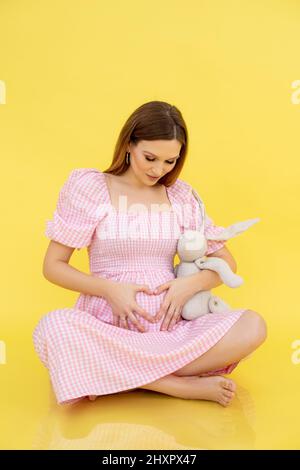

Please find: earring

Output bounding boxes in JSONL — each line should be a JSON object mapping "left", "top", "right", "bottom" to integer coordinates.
{"left": 126, "top": 152, "right": 130, "bottom": 165}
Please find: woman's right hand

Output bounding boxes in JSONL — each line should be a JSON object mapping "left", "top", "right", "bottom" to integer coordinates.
{"left": 103, "top": 281, "right": 156, "bottom": 332}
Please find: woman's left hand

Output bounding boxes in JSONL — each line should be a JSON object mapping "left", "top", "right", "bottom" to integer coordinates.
{"left": 153, "top": 276, "right": 199, "bottom": 331}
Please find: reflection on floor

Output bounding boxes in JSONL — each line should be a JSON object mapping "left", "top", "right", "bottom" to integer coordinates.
{"left": 31, "top": 384, "right": 256, "bottom": 450}
{"left": 0, "top": 329, "right": 299, "bottom": 449}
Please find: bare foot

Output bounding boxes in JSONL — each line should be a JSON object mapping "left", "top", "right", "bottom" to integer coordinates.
{"left": 88, "top": 395, "right": 97, "bottom": 401}
{"left": 141, "top": 374, "right": 236, "bottom": 407}
{"left": 178, "top": 375, "right": 236, "bottom": 406}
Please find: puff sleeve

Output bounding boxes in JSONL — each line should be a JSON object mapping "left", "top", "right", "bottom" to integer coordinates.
{"left": 45, "top": 168, "right": 106, "bottom": 249}
{"left": 190, "top": 188, "right": 227, "bottom": 256}
{"left": 203, "top": 213, "right": 227, "bottom": 255}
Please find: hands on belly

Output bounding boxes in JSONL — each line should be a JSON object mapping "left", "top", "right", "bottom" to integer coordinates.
{"left": 136, "top": 277, "right": 197, "bottom": 331}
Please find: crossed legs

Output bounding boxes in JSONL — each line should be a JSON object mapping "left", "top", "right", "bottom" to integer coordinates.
{"left": 173, "top": 309, "right": 267, "bottom": 376}
{"left": 89, "top": 310, "right": 267, "bottom": 406}
{"left": 139, "top": 310, "right": 267, "bottom": 406}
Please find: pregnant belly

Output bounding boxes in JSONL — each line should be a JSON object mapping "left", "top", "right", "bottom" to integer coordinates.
{"left": 74, "top": 270, "right": 176, "bottom": 331}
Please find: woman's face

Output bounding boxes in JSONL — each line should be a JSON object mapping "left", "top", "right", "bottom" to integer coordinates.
{"left": 127, "top": 139, "right": 181, "bottom": 186}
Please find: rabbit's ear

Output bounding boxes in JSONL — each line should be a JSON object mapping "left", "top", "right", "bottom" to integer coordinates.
{"left": 207, "top": 218, "right": 260, "bottom": 241}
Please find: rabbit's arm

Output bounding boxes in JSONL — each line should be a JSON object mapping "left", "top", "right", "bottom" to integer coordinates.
{"left": 206, "top": 245, "right": 237, "bottom": 273}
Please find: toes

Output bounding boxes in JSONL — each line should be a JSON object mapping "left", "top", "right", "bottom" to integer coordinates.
{"left": 219, "top": 397, "right": 231, "bottom": 407}
{"left": 221, "top": 393, "right": 234, "bottom": 405}
{"left": 222, "top": 379, "right": 236, "bottom": 392}
{"left": 88, "top": 395, "right": 97, "bottom": 401}
{"left": 220, "top": 386, "right": 235, "bottom": 406}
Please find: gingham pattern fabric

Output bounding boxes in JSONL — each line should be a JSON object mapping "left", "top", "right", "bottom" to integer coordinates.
{"left": 33, "top": 168, "right": 248, "bottom": 405}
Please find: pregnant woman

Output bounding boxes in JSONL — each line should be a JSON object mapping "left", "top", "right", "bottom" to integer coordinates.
{"left": 33, "top": 100, "right": 267, "bottom": 407}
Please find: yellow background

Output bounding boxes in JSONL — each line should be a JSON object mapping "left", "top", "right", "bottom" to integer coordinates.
{"left": 0, "top": 0, "right": 299, "bottom": 449}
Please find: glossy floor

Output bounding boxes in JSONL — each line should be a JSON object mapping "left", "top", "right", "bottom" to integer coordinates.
{"left": 0, "top": 326, "right": 299, "bottom": 450}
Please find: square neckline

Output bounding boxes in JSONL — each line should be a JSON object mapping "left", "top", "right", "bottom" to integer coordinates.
{"left": 102, "top": 171, "right": 175, "bottom": 215}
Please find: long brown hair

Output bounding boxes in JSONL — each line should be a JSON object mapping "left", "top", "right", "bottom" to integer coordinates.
{"left": 103, "top": 100, "right": 188, "bottom": 187}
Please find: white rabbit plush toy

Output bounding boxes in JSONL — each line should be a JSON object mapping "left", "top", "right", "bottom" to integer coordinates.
{"left": 174, "top": 188, "right": 260, "bottom": 320}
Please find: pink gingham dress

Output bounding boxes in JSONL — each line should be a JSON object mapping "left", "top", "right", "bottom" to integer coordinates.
{"left": 33, "top": 168, "right": 248, "bottom": 405}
